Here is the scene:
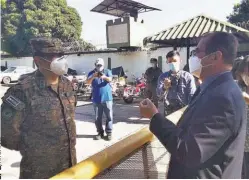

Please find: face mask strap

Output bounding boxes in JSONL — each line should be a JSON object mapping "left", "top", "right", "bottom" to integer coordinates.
{"left": 39, "top": 56, "right": 52, "bottom": 64}
{"left": 54, "top": 56, "right": 66, "bottom": 62}
{"left": 201, "top": 51, "right": 217, "bottom": 62}
{"left": 38, "top": 56, "right": 60, "bottom": 74}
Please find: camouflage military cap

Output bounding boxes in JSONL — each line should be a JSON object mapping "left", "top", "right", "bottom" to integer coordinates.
{"left": 30, "top": 37, "right": 65, "bottom": 56}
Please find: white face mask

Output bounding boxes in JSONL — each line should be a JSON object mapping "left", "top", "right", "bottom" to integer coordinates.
{"left": 169, "top": 62, "right": 180, "bottom": 73}
{"left": 189, "top": 56, "right": 201, "bottom": 78}
{"left": 189, "top": 53, "right": 215, "bottom": 78}
{"left": 40, "top": 56, "right": 68, "bottom": 75}
{"left": 95, "top": 65, "right": 104, "bottom": 72}
{"left": 242, "top": 74, "right": 249, "bottom": 86}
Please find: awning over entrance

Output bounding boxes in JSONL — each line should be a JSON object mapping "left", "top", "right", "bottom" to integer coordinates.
{"left": 144, "top": 14, "right": 249, "bottom": 47}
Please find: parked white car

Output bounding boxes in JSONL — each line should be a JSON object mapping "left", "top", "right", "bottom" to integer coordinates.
{"left": 0, "top": 66, "right": 35, "bottom": 84}
{"left": 65, "top": 71, "right": 87, "bottom": 82}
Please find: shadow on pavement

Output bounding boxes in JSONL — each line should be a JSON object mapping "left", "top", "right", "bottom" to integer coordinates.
{"left": 11, "top": 162, "right": 20, "bottom": 168}
{"left": 1, "top": 83, "right": 16, "bottom": 87}
{"left": 75, "top": 103, "right": 150, "bottom": 125}
{"left": 74, "top": 100, "right": 164, "bottom": 125}
{"left": 76, "top": 134, "right": 96, "bottom": 139}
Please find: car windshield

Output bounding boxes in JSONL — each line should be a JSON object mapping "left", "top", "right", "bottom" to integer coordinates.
{"left": 78, "top": 72, "right": 86, "bottom": 75}
{"left": 3, "top": 67, "right": 16, "bottom": 73}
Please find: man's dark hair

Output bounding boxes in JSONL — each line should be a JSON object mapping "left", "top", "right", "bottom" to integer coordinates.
{"left": 166, "top": 50, "right": 180, "bottom": 59}
{"left": 237, "top": 55, "right": 249, "bottom": 73}
{"left": 231, "top": 57, "right": 244, "bottom": 79}
{"left": 150, "top": 58, "right": 158, "bottom": 63}
{"left": 183, "top": 64, "right": 189, "bottom": 72}
{"left": 232, "top": 56, "right": 249, "bottom": 87}
{"left": 204, "top": 32, "right": 238, "bottom": 65}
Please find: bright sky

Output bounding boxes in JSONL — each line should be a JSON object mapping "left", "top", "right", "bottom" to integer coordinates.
{"left": 67, "top": 0, "right": 240, "bottom": 48}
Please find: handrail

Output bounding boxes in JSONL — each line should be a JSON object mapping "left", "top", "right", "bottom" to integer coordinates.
{"left": 51, "top": 95, "right": 248, "bottom": 179}
{"left": 51, "top": 127, "right": 154, "bottom": 179}
{"left": 51, "top": 106, "right": 187, "bottom": 179}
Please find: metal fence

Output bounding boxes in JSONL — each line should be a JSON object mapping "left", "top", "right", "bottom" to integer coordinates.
{"left": 96, "top": 139, "right": 170, "bottom": 179}
{"left": 51, "top": 107, "right": 187, "bottom": 179}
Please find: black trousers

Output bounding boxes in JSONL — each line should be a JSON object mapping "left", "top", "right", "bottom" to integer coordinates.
{"left": 242, "top": 152, "right": 249, "bottom": 179}
{"left": 146, "top": 84, "right": 158, "bottom": 108}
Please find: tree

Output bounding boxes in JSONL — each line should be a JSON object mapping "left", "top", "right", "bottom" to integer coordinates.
{"left": 227, "top": 0, "right": 249, "bottom": 30}
{"left": 1, "top": 0, "right": 95, "bottom": 56}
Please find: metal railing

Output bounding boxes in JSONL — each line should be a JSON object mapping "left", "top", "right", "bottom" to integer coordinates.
{"left": 51, "top": 127, "right": 153, "bottom": 179}
{"left": 51, "top": 96, "right": 248, "bottom": 179}
{"left": 51, "top": 106, "right": 187, "bottom": 179}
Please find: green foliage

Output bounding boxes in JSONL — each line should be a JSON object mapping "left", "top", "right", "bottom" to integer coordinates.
{"left": 1, "top": 0, "right": 95, "bottom": 56}
{"left": 227, "top": 0, "right": 249, "bottom": 30}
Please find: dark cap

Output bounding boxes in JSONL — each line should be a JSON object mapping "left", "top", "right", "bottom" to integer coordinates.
{"left": 150, "top": 58, "right": 158, "bottom": 63}
{"left": 30, "top": 37, "right": 65, "bottom": 56}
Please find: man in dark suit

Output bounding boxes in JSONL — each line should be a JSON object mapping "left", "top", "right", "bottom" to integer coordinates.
{"left": 140, "top": 32, "right": 247, "bottom": 179}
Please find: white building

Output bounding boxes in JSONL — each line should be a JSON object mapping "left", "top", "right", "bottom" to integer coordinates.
{"left": 1, "top": 47, "right": 193, "bottom": 82}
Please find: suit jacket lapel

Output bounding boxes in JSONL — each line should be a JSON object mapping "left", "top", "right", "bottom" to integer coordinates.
{"left": 176, "top": 72, "right": 233, "bottom": 126}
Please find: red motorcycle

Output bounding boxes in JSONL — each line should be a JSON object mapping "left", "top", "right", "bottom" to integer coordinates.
{"left": 123, "top": 75, "right": 146, "bottom": 104}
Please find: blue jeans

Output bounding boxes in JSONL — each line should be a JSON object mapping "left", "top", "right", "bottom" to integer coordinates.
{"left": 93, "top": 101, "right": 113, "bottom": 134}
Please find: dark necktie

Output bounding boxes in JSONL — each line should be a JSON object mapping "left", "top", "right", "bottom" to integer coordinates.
{"left": 190, "top": 86, "right": 201, "bottom": 104}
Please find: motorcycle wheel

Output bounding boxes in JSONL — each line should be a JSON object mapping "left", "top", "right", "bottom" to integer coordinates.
{"left": 123, "top": 96, "right": 134, "bottom": 104}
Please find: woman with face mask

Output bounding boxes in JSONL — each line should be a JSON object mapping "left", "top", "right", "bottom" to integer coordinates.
{"left": 233, "top": 56, "right": 249, "bottom": 179}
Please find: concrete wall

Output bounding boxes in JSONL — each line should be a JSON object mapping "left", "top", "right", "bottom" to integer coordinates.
{"left": 1, "top": 47, "right": 195, "bottom": 81}
{"left": 1, "top": 56, "right": 34, "bottom": 67}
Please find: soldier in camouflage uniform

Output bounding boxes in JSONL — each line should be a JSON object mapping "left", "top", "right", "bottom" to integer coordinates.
{"left": 1, "top": 37, "right": 77, "bottom": 179}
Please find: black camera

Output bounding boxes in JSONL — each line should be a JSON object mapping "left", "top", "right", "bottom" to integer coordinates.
{"left": 98, "top": 72, "right": 103, "bottom": 77}
{"left": 170, "top": 76, "right": 178, "bottom": 86}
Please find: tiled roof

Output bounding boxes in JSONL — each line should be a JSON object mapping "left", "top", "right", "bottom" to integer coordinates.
{"left": 144, "top": 14, "right": 249, "bottom": 46}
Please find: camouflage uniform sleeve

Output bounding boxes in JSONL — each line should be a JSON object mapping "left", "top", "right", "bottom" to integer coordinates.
{"left": 65, "top": 77, "right": 77, "bottom": 107}
{"left": 74, "top": 86, "right": 77, "bottom": 107}
{"left": 1, "top": 85, "right": 27, "bottom": 151}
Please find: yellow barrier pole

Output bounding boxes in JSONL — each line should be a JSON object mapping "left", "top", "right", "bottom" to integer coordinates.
{"left": 51, "top": 106, "right": 187, "bottom": 179}
{"left": 51, "top": 98, "right": 248, "bottom": 179}
{"left": 51, "top": 127, "right": 154, "bottom": 179}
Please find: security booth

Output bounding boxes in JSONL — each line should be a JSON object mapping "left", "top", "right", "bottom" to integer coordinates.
{"left": 91, "top": 0, "right": 161, "bottom": 50}
{"left": 143, "top": 14, "right": 249, "bottom": 66}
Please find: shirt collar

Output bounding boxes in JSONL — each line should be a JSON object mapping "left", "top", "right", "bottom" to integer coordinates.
{"left": 34, "top": 70, "right": 63, "bottom": 89}
{"left": 200, "top": 71, "right": 230, "bottom": 91}
{"left": 169, "top": 70, "right": 182, "bottom": 76}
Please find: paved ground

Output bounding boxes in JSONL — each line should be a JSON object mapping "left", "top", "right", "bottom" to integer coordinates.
{"left": 1, "top": 85, "right": 163, "bottom": 179}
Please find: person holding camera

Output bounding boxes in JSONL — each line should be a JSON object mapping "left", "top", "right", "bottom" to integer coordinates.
{"left": 87, "top": 58, "right": 113, "bottom": 141}
{"left": 157, "top": 50, "right": 196, "bottom": 116}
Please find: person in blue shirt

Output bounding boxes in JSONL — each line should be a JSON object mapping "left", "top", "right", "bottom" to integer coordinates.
{"left": 86, "top": 58, "right": 113, "bottom": 141}
{"left": 157, "top": 50, "right": 196, "bottom": 117}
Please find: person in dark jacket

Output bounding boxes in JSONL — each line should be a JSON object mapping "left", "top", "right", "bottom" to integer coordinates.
{"left": 140, "top": 32, "right": 247, "bottom": 179}
{"left": 145, "top": 58, "right": 162, "bottom": 108}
